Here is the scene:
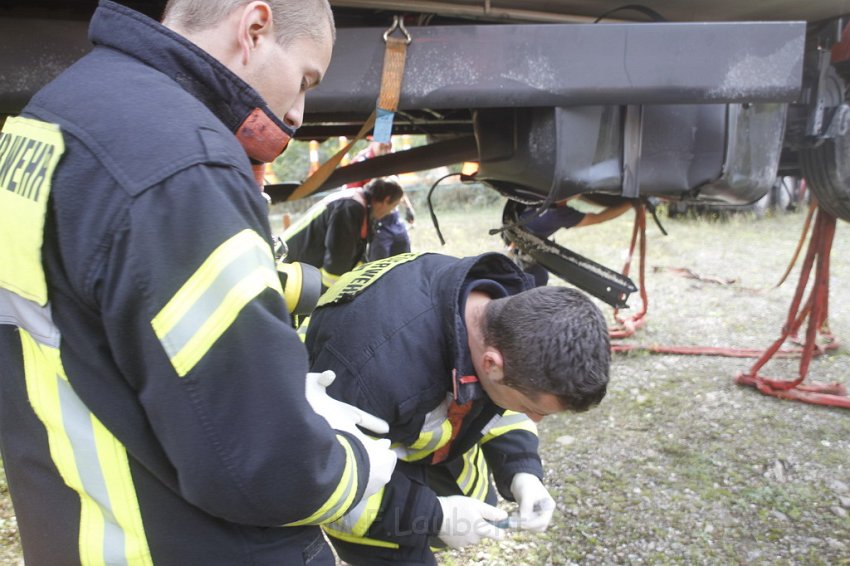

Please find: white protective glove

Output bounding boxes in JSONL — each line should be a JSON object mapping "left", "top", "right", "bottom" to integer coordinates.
{"left": 437, "top": 495, "right": 508, "bottom": 549}
{"left": 305, "top": 371, "right": 397, "bottom": 499}
{"left": 305, "top": 371, "right": 389, "bottom": 435}
{"left": 509, "top": 473, "right": 556, "bottom": 532}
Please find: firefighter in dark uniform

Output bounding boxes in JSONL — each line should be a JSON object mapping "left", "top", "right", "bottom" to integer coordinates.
{"left": 0, "top": 1, "right": 396, "bottom": 564}
{"left": 283, "top": 178, "right": 404, "bottom": 290}
{"left": 305, "top": 252, "right": 612, "bottom": 565}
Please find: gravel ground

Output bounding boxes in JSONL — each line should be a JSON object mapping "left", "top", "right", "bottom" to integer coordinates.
{"left": 1, "top": 199, "right": 848, "bottom": 564}
{"left": 434, "top": 201, "right": 850, "bottom": 565}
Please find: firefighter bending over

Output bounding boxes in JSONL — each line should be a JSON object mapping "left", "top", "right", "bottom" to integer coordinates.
{"left": 283, "top": 178, "right": 404, "bottom": 290}
{"left": 305, "top": 252, "right": 611, "bottom": 565}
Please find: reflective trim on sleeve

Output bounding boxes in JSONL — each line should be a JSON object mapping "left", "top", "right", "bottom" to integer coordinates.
{"left": 151, "top": 230, "right": 283, "bottom": 377}
{"left": 480, "top": 411, "right": 538, "bottom": 444}
{"left": 282, "top": 202, "right": 327, "bottom": 241}
{"left": 284, "top": 434, "right": 358, "bottom": 526}
{"left": 324, "top": 487, "right": 384, "bottom": 537}
{"left": 295, "top": 315, "right": 310, "bottom": 343}
{"left": 323, "top": 529, "right": 400, "bottom": 549}
{"left": 391, "top": 395, "right": 452, "bottom": 462}
{"left": 20, "top": 330, "right": 152, "bottom": 566}
{"left": 320, "top": 267, "right": 341, "bottom": 289}
{"left": 324, "top": 491, "right": 401, "bottom": 551}
{"left": 455, "top": 444, "right": 490, "bottom": 501}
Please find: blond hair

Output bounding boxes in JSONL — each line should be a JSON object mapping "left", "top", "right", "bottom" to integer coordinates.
{"left": 162, "top": 0, "right": 335, "bottom": 46}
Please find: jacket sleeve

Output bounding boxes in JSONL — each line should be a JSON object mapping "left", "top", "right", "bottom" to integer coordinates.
{"left": 322, "top": 199, "right": 366, "bottom": 284}
{"left": 479, "top": 412, "right": 544, "bottom": 500}
{"left": 366, "top": 223, "right": 392, "bottom": 262}
{"left": 324, "top": 464, "right": 443, "bottom": 548}
{"left": 98, "top": 164, "right": 371, "bottom": 527}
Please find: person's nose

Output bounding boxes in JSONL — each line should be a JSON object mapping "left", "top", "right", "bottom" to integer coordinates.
{"left": 283, "top": 94, "right": 305, "bottom": 129}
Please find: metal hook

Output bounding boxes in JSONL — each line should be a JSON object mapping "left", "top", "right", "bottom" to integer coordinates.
{"left": 383, "top": 15, "right": 412, "bottom": 45}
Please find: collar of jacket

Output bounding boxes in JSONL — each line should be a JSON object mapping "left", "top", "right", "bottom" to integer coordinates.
{"left": 90, "top": 1, "right": 295, "bottom": 167}
{"left": 436, "top": 253, "right": 536, "bottom": 405}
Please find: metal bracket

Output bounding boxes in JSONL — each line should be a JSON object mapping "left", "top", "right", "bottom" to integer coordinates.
{"left": 622, "top": 105, "right": 644, "bottom": 199}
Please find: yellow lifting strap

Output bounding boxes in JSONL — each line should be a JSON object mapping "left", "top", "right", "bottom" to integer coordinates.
{"left": 286, "top": 16, "right": 411, "bottom": 202}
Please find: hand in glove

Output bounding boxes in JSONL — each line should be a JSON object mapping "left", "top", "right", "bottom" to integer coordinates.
{"left": 437, "top": 496, "right": 507, "bottom": 549}
{"left": 305, "top": 371, "right": 389, "bottom": 435}
{"left": 305, "top": 371, "right": 396, "bottom": 499}
{"left": 509, "top": 473, "right": 556, "bottom": 532}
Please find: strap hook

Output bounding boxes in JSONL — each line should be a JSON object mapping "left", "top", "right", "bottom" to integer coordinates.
{"left": 383, "top": 15, "right": 412, "bottom": 45}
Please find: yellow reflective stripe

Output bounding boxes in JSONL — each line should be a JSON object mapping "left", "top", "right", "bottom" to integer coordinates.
{"left": 325, "top": 487, "right": 384, "bottom": 538}
{"left": 456, "top": 445, "right": 490, "bottom": 502}
{"left": 282, "top": 202, "right": 327, "bottom": 240}
{"left": 277, "top": 262, "right": 303, "bottom": 313}
{"left": 285, "top": 434, "right": 358, "bottom": 526}
{"left": 471, "top": 449, "right": 489, "bottom": 501}
{"left": 393, "top": 419, "right": 452, "bottom": 462}
{"left": 92, "top": 420, "right": 150, "bottom": 564}
{"left": 409, "top": 431, "right": 434, "bottom": 451}
{"left": 296, "top": 315, "right": 310, "bottom": 343}
{"left": 317, "top": 252, "right": 422, "bottom": 306}
{"left": 351, "top": 490, "right": 383, "bottom": 536}
{"left": 20, "top": 331, "right": 152, "bottom": 566}
{"left": 151, "top": 230, "right": 282, "bottom": 377}
{"left": 282, "top": 188, "right": 366, "bottom": 243}
{"left": 480, "top": 411, "right": 537, "bottom": 444}
{"left": 324, "top": 528, "right": 401, "bottom": 549}
{"left": 456, "top": 445, "right": 477, "bottom": 495}
{"left": 0, "top": 116, "right": 64, "bottom": 306}
{"left": 320, "top": 268, "right": 341, "bottom": 289}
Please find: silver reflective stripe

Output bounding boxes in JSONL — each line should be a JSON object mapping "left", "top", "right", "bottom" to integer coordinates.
{"left": 158, "top": 243, "right": 272, "bottom": 362}
{"left": 328, "top": 491, "right": 368, "bottom": 533}
{"left": 457, "top": 444, "right": 480, "bottom": 495}
{"left": 0, "top": 289, "right": 59, "bottom": 347}
{"left": 392, "top": 395, "right": 451, "bottom": 461}
{"left": 480, "top": 411, "right": 531, "bottom": 437}
{"left": 7, "top": 292, "right": 139, "bottom": 563}
{"left": 312, "top": 465, "right": 357, "bottom": 524}
{"left": 57, "top": 375, "right": 128, "bottom": 565}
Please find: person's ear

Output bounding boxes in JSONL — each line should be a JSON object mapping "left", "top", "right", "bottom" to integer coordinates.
{"left": 483, "top": 348, "right": 505, "bottom": 382}
{"left": 237, "top": 1, "right": 273, "bottom": 66}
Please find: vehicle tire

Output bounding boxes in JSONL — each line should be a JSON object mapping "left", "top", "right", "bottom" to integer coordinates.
{"left": 799, "top": 68, "right": 850, "bottom": 222}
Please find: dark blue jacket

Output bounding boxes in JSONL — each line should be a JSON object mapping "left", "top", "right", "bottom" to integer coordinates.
{"left": 306, "top": 253, "right": 544, "bottom": 549}
{"left": 0, "top": 2, "right": 369, "bottom": 564}
{"left": 367, "top": 210, "right": 411, "bottom": 261}
{"left": 283, "top": 187, "right": 369, "bottom": 289}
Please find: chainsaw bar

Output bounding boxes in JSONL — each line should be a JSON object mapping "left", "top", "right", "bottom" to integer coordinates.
{"left": 505, "top": 225, "right": 637, "bottom": 308}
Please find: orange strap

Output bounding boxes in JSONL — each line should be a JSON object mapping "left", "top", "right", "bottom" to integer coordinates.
{"left": 378, "top": 36, "right": 408, "bottom": 113}
{"left": 431, "top": 400, "right": 473, "bottom": 464}
{"left": 286, "top": 112, "right": 376, "bottom": 202}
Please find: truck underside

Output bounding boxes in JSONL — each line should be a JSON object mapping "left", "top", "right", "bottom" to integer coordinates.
{"left": 3, "top": 1, "right": 850, "bottom": 303}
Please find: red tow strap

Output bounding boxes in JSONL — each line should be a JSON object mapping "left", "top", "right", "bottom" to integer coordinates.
{"left": 609, "top": 204, "right": 648, "bottom": 339}
{"left": 609, "top": 201, "right": 849, "bottom": 409}
{"left": 735, "top": 204, "right": 848, "bottom": 408}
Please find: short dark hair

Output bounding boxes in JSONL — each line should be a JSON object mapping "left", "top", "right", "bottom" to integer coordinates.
{"left": 162, "top": 0, "right": 335, "bottom": 46}
{"left": 366, "top": 178, "right": 404, "bottom": 203}
{"left": 482, "top": 286, "right": 610, "bottom": 412}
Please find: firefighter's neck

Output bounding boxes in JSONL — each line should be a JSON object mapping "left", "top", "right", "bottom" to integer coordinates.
{"left": 465, "top": 290, "right": 492, "bottom": 377}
